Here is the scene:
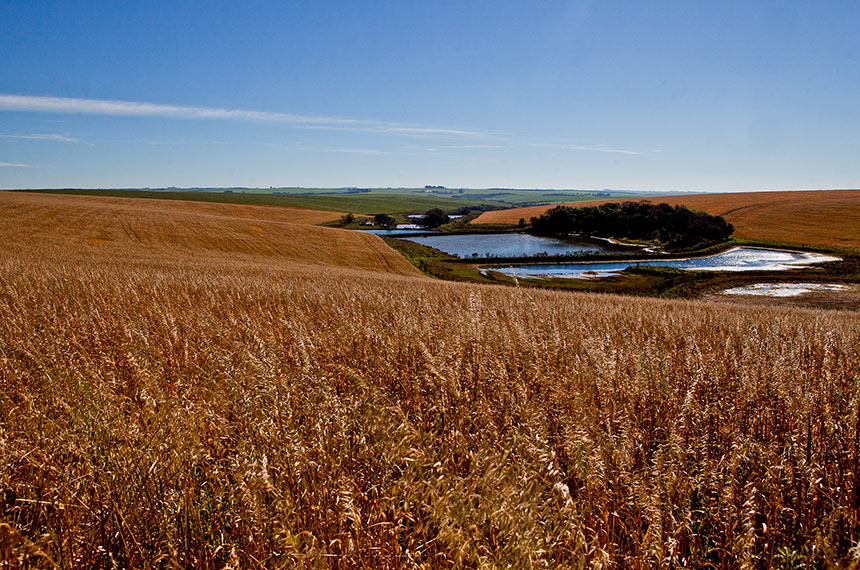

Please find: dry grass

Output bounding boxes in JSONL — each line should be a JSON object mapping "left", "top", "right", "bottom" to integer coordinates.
{"left": 9, "top": 190, "right": 347, "bottom": 225}
{"left": 0, "top": 191, "right": 417, "bottom": 275}
{"left": 474, "top": 189, "right": 860, "bottom": 250}
{"left": 2, "top": 192, "right": 860, "bottom": 568}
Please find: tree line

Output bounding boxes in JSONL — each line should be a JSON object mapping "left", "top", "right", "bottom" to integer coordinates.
{"left": 529, "top": 201, "right": 733, "bottom": 249}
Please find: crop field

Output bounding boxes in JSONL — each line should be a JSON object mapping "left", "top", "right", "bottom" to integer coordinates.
{"left": 2, "top": 192, "right": 860, "bottom": 568}
{"left": 474, "top": 189, "right": 860, "bottom": 251}
{"left": 0, "top": 192, "right": 416, "bottom": 275}
{"left": 20, "top": 187, "right": 650, "bottom": 215}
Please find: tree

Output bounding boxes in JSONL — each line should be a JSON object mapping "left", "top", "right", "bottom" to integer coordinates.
{"left": 529, "top": 202, "right": 733, "bottom": 250}
{"left": 373, "top": 213, "right": 396, "bottom": 228}
{"left": 340, "top": 213, "right": 354, "bottom": 226}
{"left": 419, "top": 208, "right": 449, "bottom": 228}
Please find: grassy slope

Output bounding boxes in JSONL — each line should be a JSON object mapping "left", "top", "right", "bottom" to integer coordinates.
{"left": 2, "top": 191, "right": 860, "bottom": 567}
{"left": 0, "top": 191, "right": 418, "bottom": 275}
{"left": 474, "top": 189, "right": 860, "bottom": 250}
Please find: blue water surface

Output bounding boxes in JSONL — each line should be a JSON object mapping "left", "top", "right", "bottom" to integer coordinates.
{"left": 489, "top": 247, "right": 840, "bottom": 278}
{"left": 402, "top": 233, "right": 611, "bottom": 258}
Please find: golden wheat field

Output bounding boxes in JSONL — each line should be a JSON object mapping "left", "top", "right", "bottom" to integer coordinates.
{"left": 474, "top": 189, "right": 860, "bottom": 251}
{"left": 0, "top": 192, "right": 416, "bottom": 276}
{"left": 2, "top": 191, "right": 860, "bottom": 568}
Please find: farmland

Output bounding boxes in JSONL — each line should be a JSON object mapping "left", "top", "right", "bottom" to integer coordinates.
{"left": 0, "top": 192, "right": 416, "bottom": 275}
{"left": 473, "top": 189, "right": 860, "bottom": 251}
{"left": 2, "top": 191, "right": 860, "bottom": 567}
{"left": 19, "top": 187, "right": 650, "bottom": 215}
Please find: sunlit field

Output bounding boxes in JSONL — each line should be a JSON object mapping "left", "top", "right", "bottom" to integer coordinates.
{"left": 2, "top": 192, "right": 860, "bottom": 568}
{"left": 475, "top": 189, "right": 860, "bottom": 251}
{"left": 0, "top": 192, "right": 416, "bottom": 275}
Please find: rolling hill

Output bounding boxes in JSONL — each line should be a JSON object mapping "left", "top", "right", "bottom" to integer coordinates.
{"left": 0, "top": 191, "right": 418, "bottom": 275}
{"left": 474, "top": 189, "right": 860, "bottom": 250}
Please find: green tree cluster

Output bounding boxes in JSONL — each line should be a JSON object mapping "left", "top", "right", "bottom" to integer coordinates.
{"left": 419, "top": 208, "right": 449, "bottom": 228}
{"left": 530, "top": 202, "right": 733, "bottom": 249}
{"left": 374, "top": 213, "right": 396, "bottom": 228}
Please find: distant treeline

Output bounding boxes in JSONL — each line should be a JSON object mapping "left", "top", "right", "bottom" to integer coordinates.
{"left": 530, "top": 201, "right": 733, "bottom": 249}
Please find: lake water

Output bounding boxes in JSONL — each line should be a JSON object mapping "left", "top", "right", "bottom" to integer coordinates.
{"left": 402, "top": 233, "right": 613, "bottom": 258}
{"left": 488, "top": 247, "right": 840, "bottom": 279}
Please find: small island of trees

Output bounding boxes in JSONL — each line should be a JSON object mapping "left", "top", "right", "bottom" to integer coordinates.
{"left": 418, "top": 208, "right": 450, "bottom": 228}
{"left": 374, "top": 213, "right": 397, "bottom": 228}
{"left": 530, "top": 201, "right": 733, "bottom": 249}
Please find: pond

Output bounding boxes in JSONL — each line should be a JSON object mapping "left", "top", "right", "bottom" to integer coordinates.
{"left": 401, "top": 233, "right": 617, "bottom": 258}
{"left": 723, "top": 283, "right": 850, "bottom": 297}
{"left": 486, "top": 247, "right": 840, "bottom": 279}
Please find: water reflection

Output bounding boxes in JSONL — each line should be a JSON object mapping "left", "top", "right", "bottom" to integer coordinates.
{"left": 488, "top": 247, "right": 840, "bottom": 278}
{"left": 402, "top": 233, "right": 614, "bottom": 258}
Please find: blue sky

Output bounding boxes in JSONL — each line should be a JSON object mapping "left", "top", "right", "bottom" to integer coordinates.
{"left": 1, "top": 1, "right": 859, "bottom": 191}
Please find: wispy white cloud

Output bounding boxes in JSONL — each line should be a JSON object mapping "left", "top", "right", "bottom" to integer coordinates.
{"left": 520, "top": 140, "right": 649, "bottom": 155}
{"left": 0, "top": 95, "right": 654, "bottom": 156}
{"left": 0, "top": 161, "right": 33, "bottom": 167}
{"left": 313, "top": 144, "right": 451, "bottom": 156}
{"left": 0, "top": 94, "right": 487, "bottom": 140}
{"left": 0, "top": 94, "right": 373, "bottom": 127}
{"left": 444, "top": 143, "right": 514, "bottom": 150}
{"left": 0, "top": 133, "right": 80, "bottom": 143}
{"left": 384, "top": 126, "right": 486, "bottom": 137}
{"left": 444, "top": 140, "right": 651, "bottom": 155}
{"left": 564, "top": 144, "right": 647, "bottom": 156}
{"left": 283, "top": 123, "right": 489, "bottom": 139}
{"left": 324, "top": 147, "right": 391, "bottom": 155}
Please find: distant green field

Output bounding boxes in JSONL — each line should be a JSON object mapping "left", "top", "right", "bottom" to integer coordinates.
{"left": 19, "top": 188, "right": 508, "bottom": 214}
{"left": 18, "top": 187, "right": 655, "bottom": 214}
{"left": 415, "top": 188, "right": 648, "bottom": 206}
